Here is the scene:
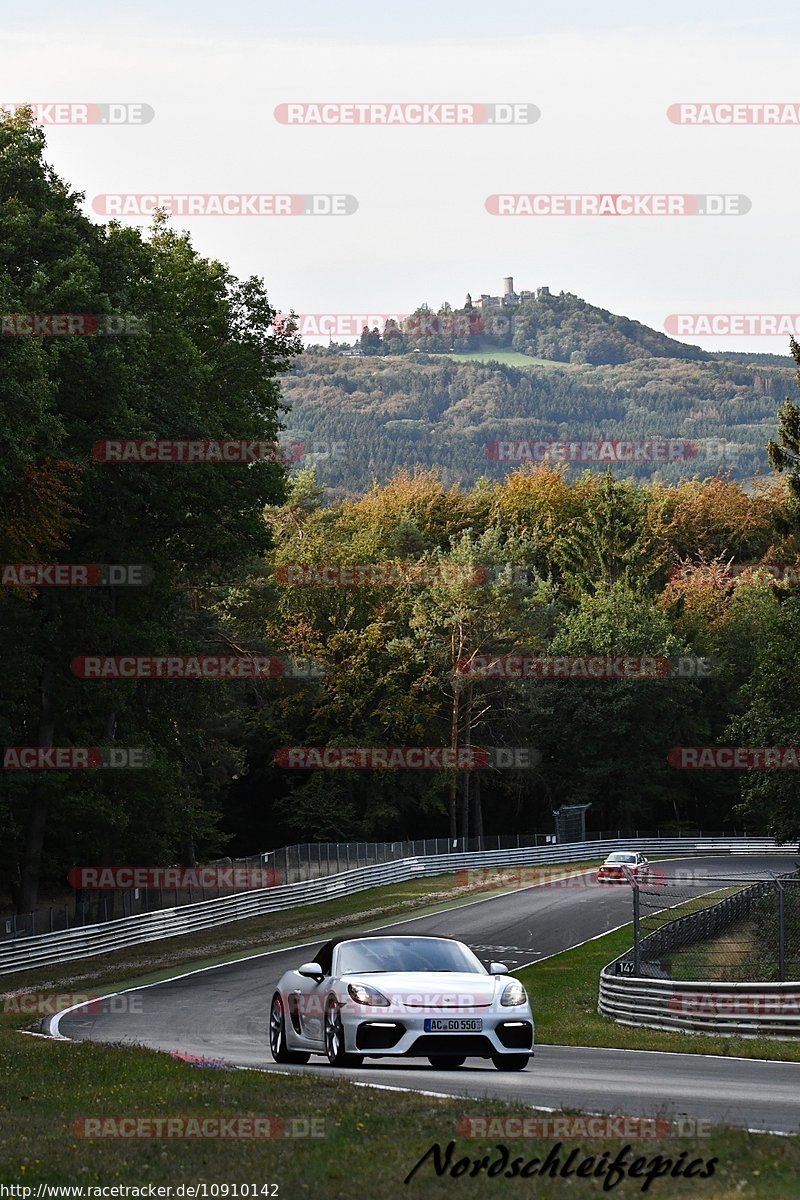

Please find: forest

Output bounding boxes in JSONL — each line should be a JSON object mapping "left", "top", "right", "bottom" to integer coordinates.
{"left": 4, "top": 108, "right": 800, "bottom": 916}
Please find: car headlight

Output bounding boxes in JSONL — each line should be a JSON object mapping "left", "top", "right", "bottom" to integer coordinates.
{"left": 500, "top": 980, "right": 527, "bottom": 1007}
{"left": 347, "top": 982, "right": 391, "bottom": 1007}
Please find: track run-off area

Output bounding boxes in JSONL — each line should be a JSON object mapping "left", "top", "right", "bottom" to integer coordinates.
{"left": 49, "top": 855, "right": 800, "bottom": 1135}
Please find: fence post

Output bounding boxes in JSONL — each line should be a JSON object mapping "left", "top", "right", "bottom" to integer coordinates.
{"left": 778, "top": 881, "right": 786, "bottom": 982}
{"left": 632, "top": 882, "right": 641, "bottom": 976}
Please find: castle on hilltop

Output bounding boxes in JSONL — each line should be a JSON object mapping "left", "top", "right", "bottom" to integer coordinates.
{"left": 465, "top": 276, "right": 550, "bottom": 312}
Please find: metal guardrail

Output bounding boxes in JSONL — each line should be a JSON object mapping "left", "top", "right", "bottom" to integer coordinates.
{"left": 0, "top": 836, "right": 792, "bottom": 977}
{"left": 2, "top": 828, "right": 762, "bottom": 940}
{"left": 599, "top": 972, "right": 800, "bottom": 1038}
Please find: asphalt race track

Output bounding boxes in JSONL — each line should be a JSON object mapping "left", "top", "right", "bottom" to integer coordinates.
{"left": 52, "top": 855, "right": 800, "bottom": 1134}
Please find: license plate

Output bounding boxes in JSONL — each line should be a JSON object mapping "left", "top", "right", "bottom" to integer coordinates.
{"left": 424, "top": 1018, "right": 482, "bottom": 1032}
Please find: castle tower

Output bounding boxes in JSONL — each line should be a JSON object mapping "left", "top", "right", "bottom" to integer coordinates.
{"left": 503, "top": 276, "right": 514, "bottom": 296}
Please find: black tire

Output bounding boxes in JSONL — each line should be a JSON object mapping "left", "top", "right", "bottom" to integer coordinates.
{"left": 269, "top": 993, "right": 310, "bottom": 1064}
{"left": 428, "top": 1055, "right": 467, "bottom": 1070}
{"left": 324, "top": 999, "right": 363, "bottom": 1067}
{"left": 491, "top": 1053, "right": 530, "bottom": 1072}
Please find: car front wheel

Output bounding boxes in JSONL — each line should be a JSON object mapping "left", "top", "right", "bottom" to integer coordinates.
{"left": 324, "top": 1000, "right": 363, "bottom": 1068}
{"left": 269, "top": 994, "right": 310, "bottom": 1064}
{"left": 491, "top": 1053, "right": 530, "bottom": 1072}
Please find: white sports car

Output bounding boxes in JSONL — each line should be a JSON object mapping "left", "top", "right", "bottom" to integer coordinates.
{"left": 269, "top": 934, "right": 534, "bottom": 1071}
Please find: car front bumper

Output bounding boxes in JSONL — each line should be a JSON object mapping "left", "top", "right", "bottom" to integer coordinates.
{"left": 345, "top": 1011, "right": 534, "bottom": 1057}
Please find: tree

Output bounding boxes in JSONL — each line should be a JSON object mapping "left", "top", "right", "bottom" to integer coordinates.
{"left": 0, "top": 111, "right": 302, "bottom": 911}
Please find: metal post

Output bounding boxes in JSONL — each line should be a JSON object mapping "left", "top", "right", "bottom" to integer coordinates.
{"left": 632, "top": 883, "right": 641, "bottom": 976}
{"left": 778, "top": 881, "right": 786, "bottom": 982}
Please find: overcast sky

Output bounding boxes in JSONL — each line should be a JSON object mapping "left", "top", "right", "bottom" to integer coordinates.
{"left": 2, "top": 1, "right": 798, "bottom": 351}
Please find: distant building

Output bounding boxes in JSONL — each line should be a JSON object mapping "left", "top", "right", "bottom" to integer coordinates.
{"left": 467, "top": 277, "right": 548, "bottom": 311}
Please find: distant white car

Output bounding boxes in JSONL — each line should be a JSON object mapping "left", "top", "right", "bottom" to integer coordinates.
{"left": 597, "top": 850, "right": 652, "bottom": 883}
{"left": 269, "top": 934, "right": 534, "bottom": 1072}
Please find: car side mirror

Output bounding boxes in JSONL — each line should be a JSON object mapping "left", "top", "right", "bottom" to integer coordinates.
{"left": 298, "top": 961, "right": 324, "bottom": 981}
{"left": 489, "top": 962, "right": 508, "bottom": 975}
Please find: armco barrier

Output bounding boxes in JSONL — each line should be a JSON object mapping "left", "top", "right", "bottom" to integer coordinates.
{"left": 599, "top": 972, "right": 800, "bottom": 1038}
{"left": 0, "top": 837, "right": 792, "bottom": 976}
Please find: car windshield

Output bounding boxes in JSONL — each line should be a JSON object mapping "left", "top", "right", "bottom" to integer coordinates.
{"left": 336, "top": 937, "right": 483, "bottom": 975}
{"left": 607, "top": 853, "right": 636, "bottom": 863}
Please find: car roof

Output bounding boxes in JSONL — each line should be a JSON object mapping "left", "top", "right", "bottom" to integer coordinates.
{"left": 335, "top": 933, "right": 455, "bottom": 946}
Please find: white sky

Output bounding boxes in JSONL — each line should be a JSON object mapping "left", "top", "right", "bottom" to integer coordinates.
{"left": 2, "top": 2, "right": 798, "bottom": 353}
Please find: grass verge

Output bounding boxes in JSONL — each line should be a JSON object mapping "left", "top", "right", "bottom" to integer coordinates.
{"left": 0, "top": 993, "right": 798, "bottom": 1194}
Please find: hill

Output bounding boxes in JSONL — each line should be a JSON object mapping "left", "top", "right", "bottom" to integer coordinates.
{"left": 281, "top": 348, "right": 796, "bottom": 499}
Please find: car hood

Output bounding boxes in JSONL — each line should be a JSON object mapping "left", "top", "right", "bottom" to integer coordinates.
{"left": 343, "top": 970, "right": 501, "bottom": 1010}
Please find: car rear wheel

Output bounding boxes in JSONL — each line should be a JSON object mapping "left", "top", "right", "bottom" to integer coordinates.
{"left": 491, "top": 1053, "right": 529, "bottom": 1072}
{"left": 269, "top": 994, "right": 310, "bottom": 1064}
{"left": 324, "top": 1000, "right": 363, "bottom": 1068}
{"left": 427, "top": 1055, "right": 467, "bottom": 1069}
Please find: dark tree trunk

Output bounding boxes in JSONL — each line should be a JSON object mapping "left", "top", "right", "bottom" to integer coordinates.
{"left": 460, "top": 766, "right": 471, "bottom": 841}
{"left": 180, "top": 833, "right": 196, "bottom": 868}
{"left": 448, "top": 683, "right": 460, "bottom": 840}
{"left": 18, "top": 659, "right": 56, "bottom": 913}
{"left": 472, "top": 770, "right": 483, "bottom": 840}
